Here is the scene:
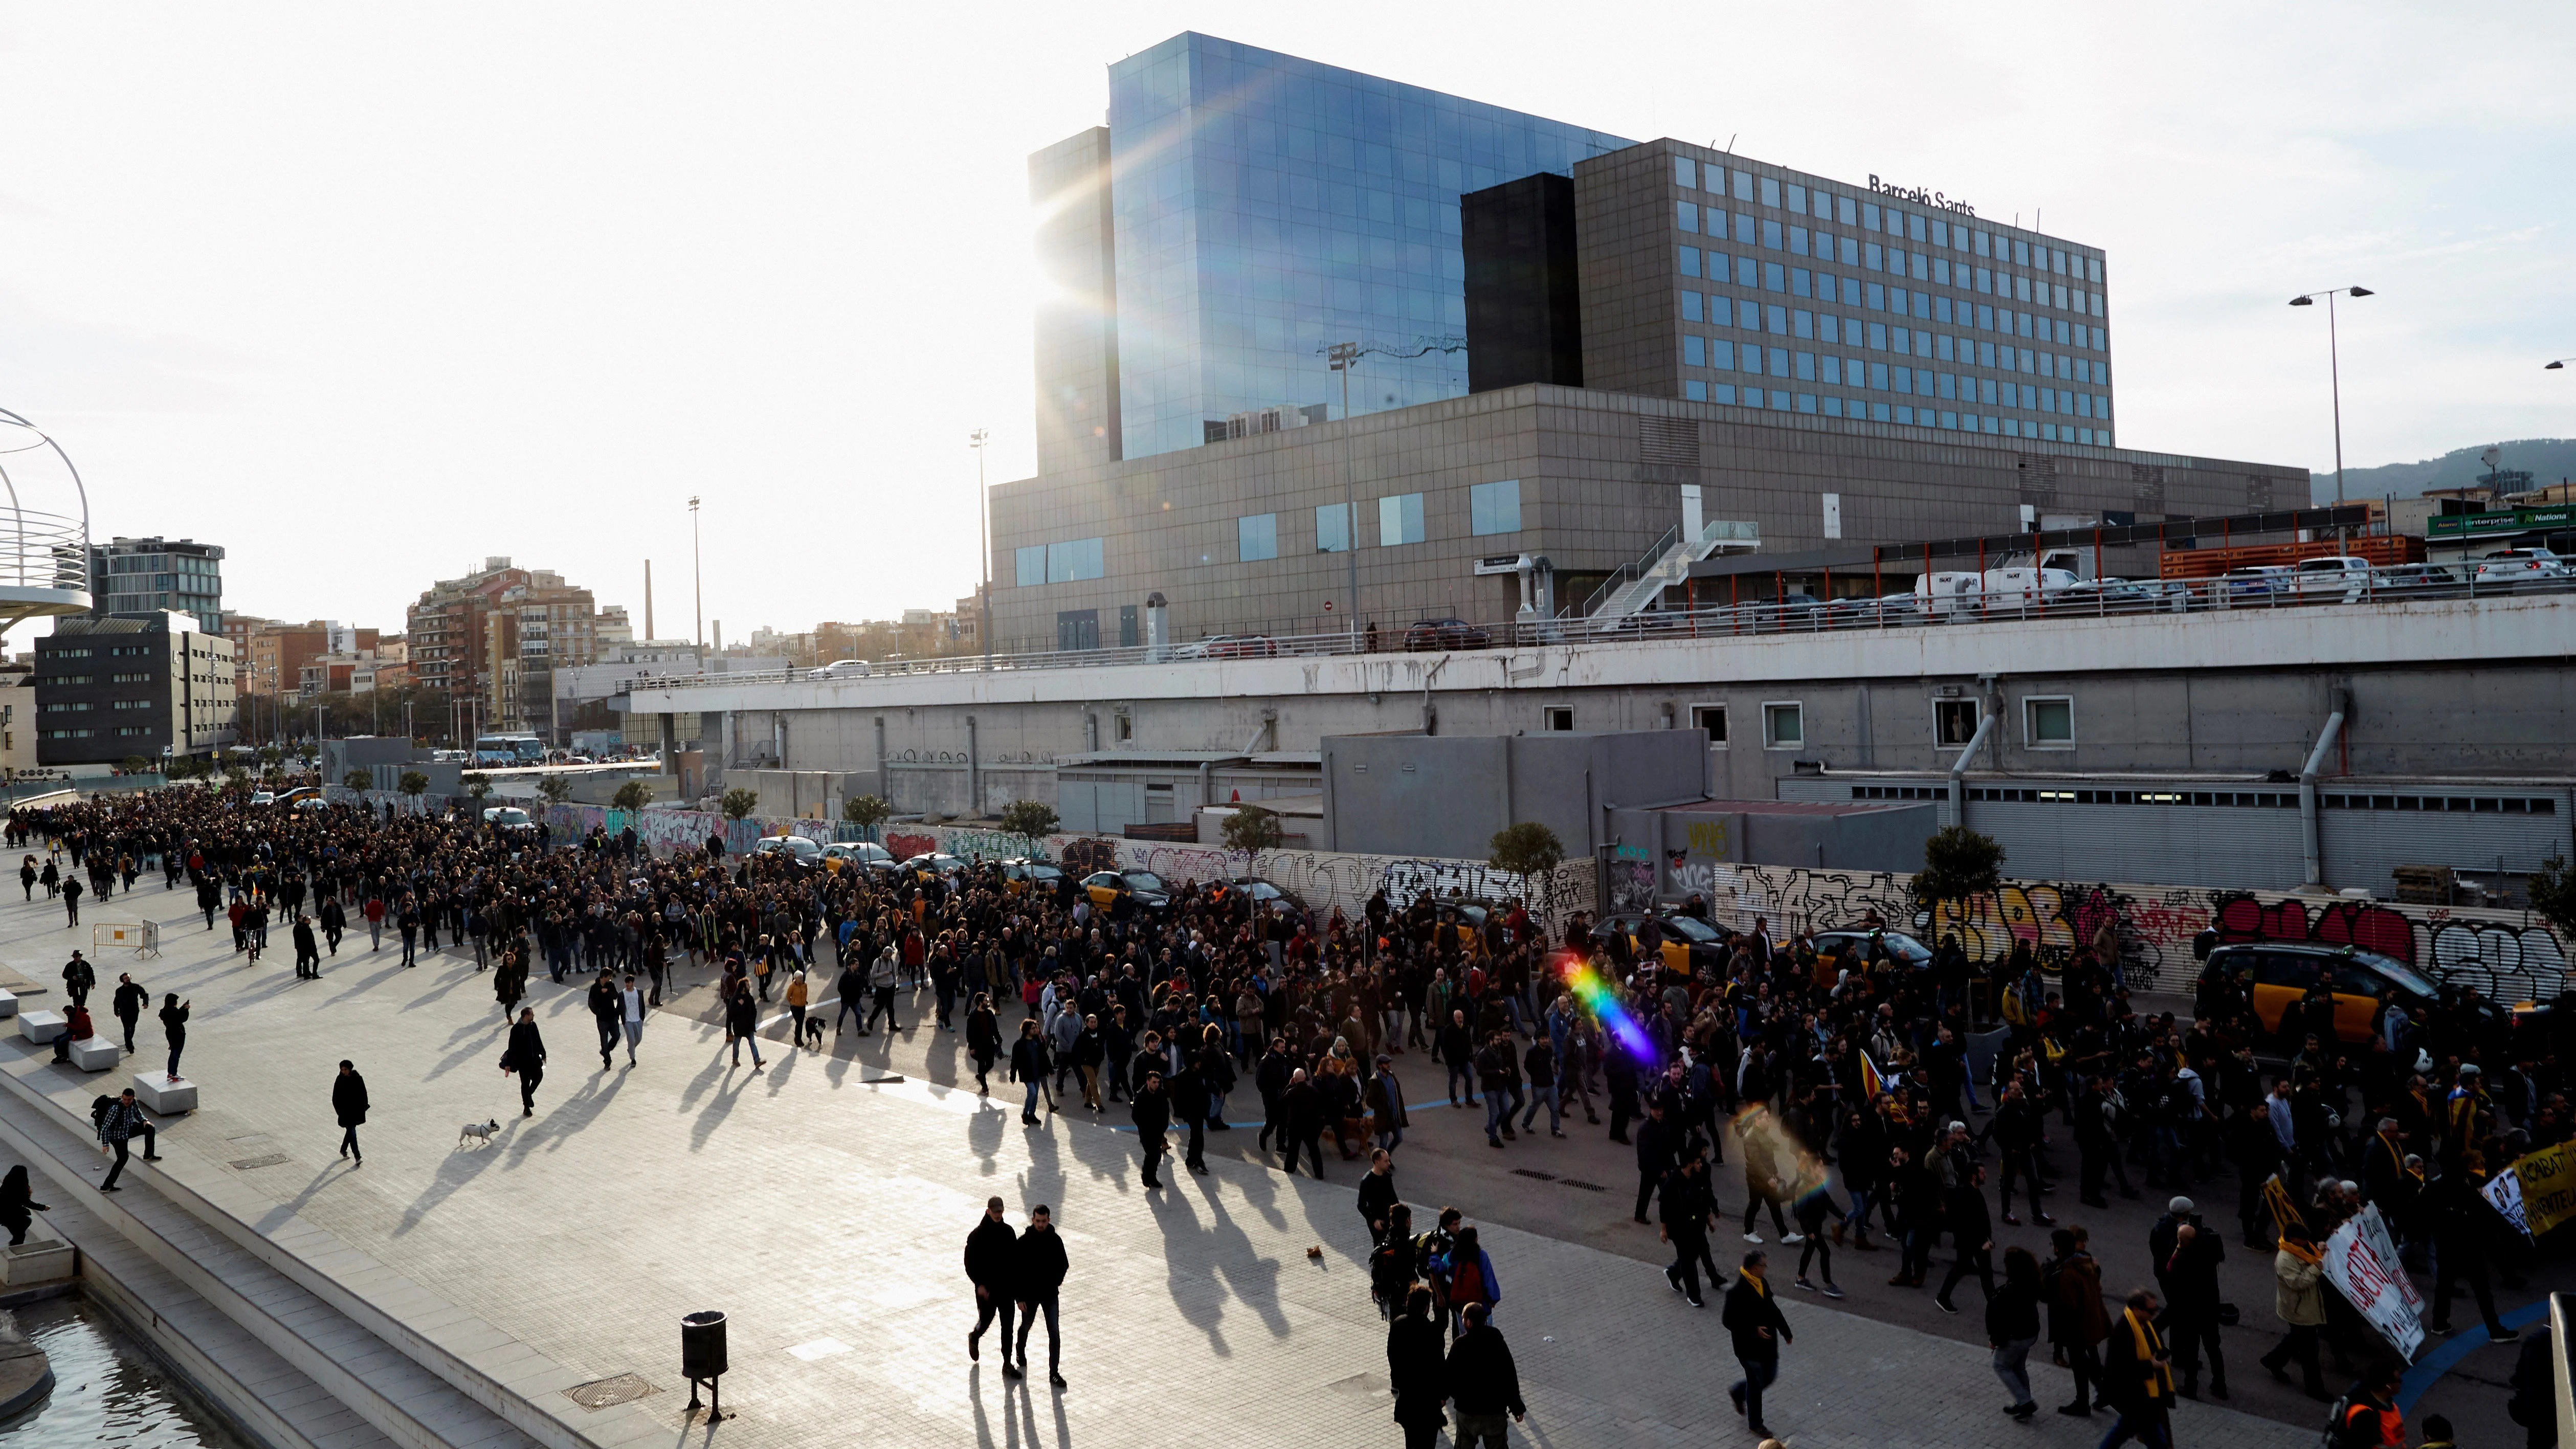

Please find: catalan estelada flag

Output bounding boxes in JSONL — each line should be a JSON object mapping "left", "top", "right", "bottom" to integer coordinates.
{"left": 1860, "top": 1050, "right": 1887, "bottom": 1100}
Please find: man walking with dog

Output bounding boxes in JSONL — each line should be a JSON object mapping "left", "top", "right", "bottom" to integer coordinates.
{"left": 964, "top": 1197, "right": 1020, "bottom": 1376}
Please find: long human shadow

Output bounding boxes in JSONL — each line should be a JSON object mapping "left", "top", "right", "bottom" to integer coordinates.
{"left": 686, "top": 1053, "right": 760, "bottom": 1152}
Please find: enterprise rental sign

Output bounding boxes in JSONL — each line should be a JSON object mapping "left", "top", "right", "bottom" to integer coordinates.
{"left": 2426, "top": 505, "right": 2576, "bottom": 538}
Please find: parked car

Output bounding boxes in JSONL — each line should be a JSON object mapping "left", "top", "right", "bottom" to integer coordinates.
{"left": 1194, "top": 634, "right": 1278, "bottom": 659}
{"left": 1402, "top": 617, "right": 1492, "bottom": 651}
{"left": 247, "top": 791, "right": 277, "bottom": 806}
{"left": 806, "top": 659, "right": 872, "bottom": 680}
{"left": 2222, "top": 564, "right": 2298, "bottom": 600}
{"left": 1591, "top": 910, "right": 1729, "bottom": 974}
{"left": 753, "top": 834, "right": 824, "bottom": 865}
{"left": 482, "top": 806, "right": 538, "bottom": 833}
{"left": 2192, "top": 940, "right": 2440, "bottom": 1050}
{"left": 2290, "top": 555, "right": 2380, "bottom": 601}
{"left": 1080, "top": 868, "right": 1172, "bottom": 911}
{"left": 901, "top": 851, "right": 969, "bottom": 881}
{"left": 1808, "top": 926, "right": 1935, "bottom": 969}
{"left": 821, "top": 841, "right": 897, "bottom": 876}
{"left": 999, "top": 857, "right": 1067, "bottom": 895}
{"left": 2474, "top": 548, "right": 2572, "bottom": 585}
{"left": 1215, "top": 876, "right": 1306, "bottom": 923}
{"left": 2375, "top": 563, "right": 2463, "bottom": 590}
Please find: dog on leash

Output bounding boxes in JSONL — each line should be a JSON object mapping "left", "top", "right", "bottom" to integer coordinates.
{"left": 457, "top": 1119, "right": 501, "bottom": 1148}
{"left": 798, "top": 1015, "right": 826, "bottom": 1051}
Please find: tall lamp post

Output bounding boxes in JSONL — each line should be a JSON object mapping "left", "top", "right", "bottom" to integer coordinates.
{"left": 689, "top": 496, "right": 703, "bottom": 653}
{"left": 2288, "top": 286, "right": 2374, "bottom": 507}
{"left": 1327, "top": 342, "right": 1362, "bottom": 646}
{"left": 968, "top": 429, "right": 991, "bottom": 668}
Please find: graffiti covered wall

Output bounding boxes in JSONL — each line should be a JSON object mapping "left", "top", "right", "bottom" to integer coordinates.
{"left": 1695, "top": 862, "right": 2571, "bottom": 1002}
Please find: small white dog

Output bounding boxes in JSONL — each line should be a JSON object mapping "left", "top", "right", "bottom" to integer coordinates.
{"left": 457, "top": 1119, "right": 501, "bottom": 1148}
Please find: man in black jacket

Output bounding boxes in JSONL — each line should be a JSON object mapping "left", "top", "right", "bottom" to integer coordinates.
{"left": 331, "top": 1059, "right": 369, "bottom": 1166}
{"left": 1255, "top": 1037, "right": 1294, "bottom": 1152}
{"left": 1444, "top": 1302, "right": 1525, "bottom": 1447}
{"left": 964, "top": 1197, "right": 1020, "bottom": 1375}
{"left": 1723, "top": 1250, "right": 1791, "bottom": 1436}
{"left": 1131, "top": 1068, "right": 1172, "bottom": 1189}
{"left": 1935, "top": 1163, "right": 1997, "bottom": 1313}
{"left": 1013, "top": 1205, "right": 1070, "bottom": 1388}
{"left": 1281, "top": 1068, "right": 1325, "bottom": 1178}
{"left": 1358, "top": 1149, "right": 1402, "bottom": 1244}
{"left": 111, "top": 972, "right": 148, "bottom": 1053}
{"left": 1660, "top": 1145, "right": 1717, "bottom": 1307}
{"left": 1632, "top": 1100, "right": 1676, "bottom": 1224}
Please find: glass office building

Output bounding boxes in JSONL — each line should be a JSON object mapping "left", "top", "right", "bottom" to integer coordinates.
{"left": 90, "top": 536, "right": 224, "bottom": 635}
{"left": 1100, "top": 34, "right": 1630, "bottom": 460}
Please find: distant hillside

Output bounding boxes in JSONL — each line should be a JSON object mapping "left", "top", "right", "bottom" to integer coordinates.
{"left": 2311, "top": 438, "right": 2576, "bottom": 504}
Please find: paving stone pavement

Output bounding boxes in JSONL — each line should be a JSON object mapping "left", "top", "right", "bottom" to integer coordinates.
{"left": 0, "top": 882, "right": 2312, "bottom": 1449}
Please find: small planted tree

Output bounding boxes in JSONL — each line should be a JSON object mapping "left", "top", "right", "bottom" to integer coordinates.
{"left": 2530, "top": 852, "right": 2576, "bottom": 944}
{"left": 720, "top": 787, "right": 760, "bottom": 820}
{"left": 397, "top": 770, "right": 429, "bottom": 808}
{"left": 1912, "top": 824, "right": 2006, "bottom": 936}
{"left": 1488, "top": 820, "right": 1565, "bottom": 908}
{"left": 611, "top": 779, "right": 654, "bottom": 812}
{"left": 120, "top": 754, "right": 153, "bottom": 776}
{"left": 998, "top": 799, "right": 1059, "bottom": 843}
{"left": 343, "top": 768, "right": 375, "bottom": 793}
{"left": 841, "top": 793, "right": 891, "bottom": 838}
{"left": 536, "top": 774, "right": 573, "bottom": 806}
{"left": 1223, "top": 804, "right": 1286, "bottom": 856}
{"left": 460, "top": 772, "right": 494, "bottom": 804}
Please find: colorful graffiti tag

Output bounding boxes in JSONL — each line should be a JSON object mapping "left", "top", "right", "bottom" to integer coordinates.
{"left": 1694, "top": 863, "right": 2571, "bottom": 1000}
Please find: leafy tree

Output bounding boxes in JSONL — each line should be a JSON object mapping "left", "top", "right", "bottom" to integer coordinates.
{"left": 611, "top": 779, "right": 654, "bottom": 812}
{"left": 720, "top": 787, "right": 759, "bottom": 820}
{"left": 257, "top": 745, "right": 282, "bottom": 767}
{"left": 1223, "top": 804, "right": 1286, "bottom": 856}
{"left": 2530, "top": 852, "right": 2576, "bottom": 944}
{"left": 535, "top": 774, "right": 573, "bottom": 806}
{"left": 1487, "top": 820, "right": 1565, "bottom": 908}
{"left": 343, "top": 768, "right": 376, "bottom": 792}
{"left": 460, "top": 772, "right": 493, "bottom": 804}
{"left": 841, "top": 794, "right": 892, "bottom": 837}
{"left": 1912, "top": 824, "right": 2006, "bottom": 934}
{"left": 120, "top": 754, "right": 153, "bottom": 776}
{"left": 397, "top": 770, "right": 429, "bottom": 802}
{"left": 998, "top": 799, "right": 1059, "bottom": 842}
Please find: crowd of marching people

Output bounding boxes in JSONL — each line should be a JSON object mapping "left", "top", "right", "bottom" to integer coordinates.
{"left": 8, "top": 778, "right": 2568, "bottom": 1447}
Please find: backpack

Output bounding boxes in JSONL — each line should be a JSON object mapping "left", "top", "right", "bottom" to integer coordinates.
{"left": 91, "top": 1094, "right": 116, "bottom": 1132}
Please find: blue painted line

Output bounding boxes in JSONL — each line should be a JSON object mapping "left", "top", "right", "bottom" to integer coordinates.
{"left": 2397, "top": 1297, "right": 2548, "bottom": 1411}
{"left": 1102, "top": 1121, "right": 1236, "bottom": 1133}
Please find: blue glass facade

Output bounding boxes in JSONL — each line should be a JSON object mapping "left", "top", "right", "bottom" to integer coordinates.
{"left": 1105, "top": 35, "right": 1630, "bottom": 460}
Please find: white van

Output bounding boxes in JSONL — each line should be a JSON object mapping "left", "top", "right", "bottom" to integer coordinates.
{"left": 1913, "top": 567, "right": 2078, "bottom": 616}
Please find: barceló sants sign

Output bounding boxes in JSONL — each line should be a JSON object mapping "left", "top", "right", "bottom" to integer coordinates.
{"left": 1868, "top": 175, "right": 1975, "bottom": 218}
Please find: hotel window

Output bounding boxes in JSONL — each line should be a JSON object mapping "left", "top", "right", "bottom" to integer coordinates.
{"left": 1679, "top": 246, "right": 1700, "bottom": 278}
{"left": 1680, "top": 290, "right": 1703, "bottom": 322}
{"left": 1470, "top": 480, "right": 1522, "bottom": 537}
{"left": 1734, "top": 214, "right": 1755, "bottom": 244}
{"left": 1674, "top": 155, "right": 1697, "bottom": 188}
{"left": 1237, "top": 514, "right": 1278, "bottom": 563}
{"left": 2026, "top": 696, "right": 2075, "bottom": 747}
{"left": 1677, "top": 202, "right": 1699, "bottom": 233}
{"left": 1315, "top": 502, "right": 1354, "bottom": 553}
{"left": 1760, "top": 176, "right": 1780, "bottom": 208}
{"left": 1376, "top": 493, "right": 1425, "bottom": 547}
{"left": 1763, "top": 702, "right": 1804, "bottom": 748}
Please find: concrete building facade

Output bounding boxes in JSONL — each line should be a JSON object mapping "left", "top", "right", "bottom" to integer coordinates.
{"left": 35, "top": 611, "right": 235, "bottom": 766}
{"left": 90, "top": 537, "right": 225, "bottom": 636}
{"left": 988, "top": 382, "right": 2302, "bottom": 652}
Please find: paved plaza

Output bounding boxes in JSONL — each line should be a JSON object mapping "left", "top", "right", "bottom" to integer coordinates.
{"left": 4, "top": 878, "right": 2323, "bottom": 1448}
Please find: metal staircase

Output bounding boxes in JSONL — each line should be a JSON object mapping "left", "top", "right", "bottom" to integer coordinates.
{"left": 1579, "top": 519, "right": 1760, "bottom": 620}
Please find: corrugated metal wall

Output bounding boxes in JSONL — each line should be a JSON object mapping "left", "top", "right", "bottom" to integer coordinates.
{"left": 1780, "top": 774, "right": 2574, "bottom": 896}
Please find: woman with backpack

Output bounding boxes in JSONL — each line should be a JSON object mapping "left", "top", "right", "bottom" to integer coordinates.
{"left": 1441, "top": 1225, "right": 1500, "bottom": 1337}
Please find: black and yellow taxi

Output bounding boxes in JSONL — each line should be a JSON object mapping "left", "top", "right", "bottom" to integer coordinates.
{"left": 2192, "top": 939, "right": 2437, "bottom": 1049}
{"left": 1000, "top": 858, "right": 1067, "bottom": 896}
{"left": 1081, "top": 868, "right": 1172, "bottom": 913}
{"left": 1590, "top": 910, "right": 1729, "bottom": 973}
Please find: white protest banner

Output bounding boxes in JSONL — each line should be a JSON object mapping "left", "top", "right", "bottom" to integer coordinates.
{"left": 2321, "top": 1202, "right": 2424, "bottom": 1363}
{"left": 2485, "top": 1167, "right": 2531, "bottom": 1239}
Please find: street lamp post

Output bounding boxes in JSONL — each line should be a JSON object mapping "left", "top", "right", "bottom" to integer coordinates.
{"left": 969, "top": 429, "right": 992, "bottom": 668}
{"left": 689, "top": 496, "right": 703, "bottom": 652}
{"left": 1328, "top": 342, "right": 1362, "bottom": 645}
{"left": 2288, "top": 286, "right": 2374, "bottom": 508}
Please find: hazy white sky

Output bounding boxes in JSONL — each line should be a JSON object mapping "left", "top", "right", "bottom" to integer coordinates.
{"left": 1, "top": 3, "right": 2568, "bottom": 638}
